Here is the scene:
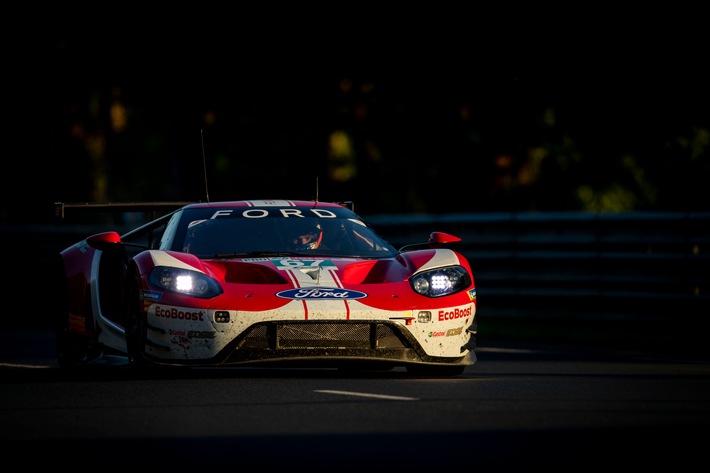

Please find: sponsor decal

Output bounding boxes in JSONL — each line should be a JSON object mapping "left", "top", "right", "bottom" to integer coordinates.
{"left": 276, "top": 287, "right": 367, "bottom": 300}
{"left": 188, "top": 330, "right": 215, "bottom": 339}
{"left": 206, "top": 208, "right": 339, "bottom": 219}
{"left": 155, "top": 306, "right": 206, "bottom": 321}
{"left": 169, "top": 329, "right": 215, "bottom": 339}
{"left": 240, "top": 259, "right": 337, "bottom": 269}
{"left": 247, "top": 200, "right": 294, "bottom": 207}
{"left": 142, "top": 290, "right": 163, "bottom": 302}
{"left": 438, "top": 306, "right": 472, "bottom": 321}
{"left": 428, "top": 327, "right": 464, "bottom": 337}
{"left": 468, "top": 289, "right": 476, "bottom": 301}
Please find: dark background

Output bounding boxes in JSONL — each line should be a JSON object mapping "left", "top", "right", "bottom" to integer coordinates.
{"left": 3, "top": 13, "right": 709, "bottom": 223}
{"left": 1, "top": 12, "right": 708, "bottom": 357}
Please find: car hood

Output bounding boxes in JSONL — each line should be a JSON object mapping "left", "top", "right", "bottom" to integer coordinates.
{"left": 141, "top": 249, "right": 473, "bottom": 312}
{"left": 151, "top": 249, "right": 464, "bottom": 286}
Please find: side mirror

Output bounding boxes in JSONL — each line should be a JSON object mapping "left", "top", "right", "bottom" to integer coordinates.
{"left": 399, "top": 232, "right": 462, "bottom": 252}
{"left": 428, "top": 232, "right": 462, "bottom": 245}
{"left": 86, "top": 231, "right": 122, "bottom": 252}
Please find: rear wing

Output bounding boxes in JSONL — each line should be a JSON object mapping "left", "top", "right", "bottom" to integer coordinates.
{"left": 53, "top": 201, "right": 194, "bottom": 225}
{"left": 54, "top": 200, "right": 355, "bottom": 223}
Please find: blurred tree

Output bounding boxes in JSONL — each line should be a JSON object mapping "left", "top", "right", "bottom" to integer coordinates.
{"left": 4, "top": 30, "right": 709, "bottom": 223}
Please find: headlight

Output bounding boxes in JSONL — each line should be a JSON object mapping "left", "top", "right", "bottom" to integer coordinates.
{"left": 410, "top": 266, "right": 471, "bottom": 297}
{"left": 149, "top": 266, "right": 223, "bottom": 298}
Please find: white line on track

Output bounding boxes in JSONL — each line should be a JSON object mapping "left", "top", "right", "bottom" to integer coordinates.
{"left": 315, "top": 390, "right": 419, "bottom": 401}
{"left": 0, "top": 362, "right": 52, "bottom": 369}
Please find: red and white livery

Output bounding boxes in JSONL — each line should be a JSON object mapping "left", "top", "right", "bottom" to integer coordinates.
{"left": 54, "top": 200, "right": 477, "bottom": 376}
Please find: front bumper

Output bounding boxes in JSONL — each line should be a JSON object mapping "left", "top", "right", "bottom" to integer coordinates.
{"left": 143, "top": 320, "right": 476, "bottom": 369}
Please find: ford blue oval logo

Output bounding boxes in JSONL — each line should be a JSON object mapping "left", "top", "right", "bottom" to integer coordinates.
{"left": 276, "top": 287, "right": 368, "bottom": 300}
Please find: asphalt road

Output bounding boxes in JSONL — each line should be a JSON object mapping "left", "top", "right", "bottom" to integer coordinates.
{"left": 2, "top": 327, "right": 709, "bottom": 471}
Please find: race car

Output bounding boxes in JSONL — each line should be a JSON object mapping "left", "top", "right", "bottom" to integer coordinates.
{"left": 53, "top": 199, "right": 477, "bottom": 376}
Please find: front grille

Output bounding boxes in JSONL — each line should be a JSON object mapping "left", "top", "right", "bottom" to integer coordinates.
{"left": 237, "top": 321, "right": 408, "bottom": 350}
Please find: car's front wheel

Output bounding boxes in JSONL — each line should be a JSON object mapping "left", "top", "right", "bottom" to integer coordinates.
{"left": 54, "top": 255, "right": 91, "bottom": 368}
{"left": 124, "top": 275, "right": 150, "bottom": 370}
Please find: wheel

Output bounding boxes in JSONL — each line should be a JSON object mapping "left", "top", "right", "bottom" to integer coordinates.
{"left": 124, "top": 275, "right": 150, "bottom": 370}
{"left": 53, "top": 256, "right": 90, "bottom": 368}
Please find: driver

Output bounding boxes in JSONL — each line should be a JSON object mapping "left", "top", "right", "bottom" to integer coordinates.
{"left": 292, "top": 222, "right": 323, "bottom": 250}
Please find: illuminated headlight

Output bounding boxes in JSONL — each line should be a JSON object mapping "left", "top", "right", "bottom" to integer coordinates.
{"left": 149, "top": 266, "right": 223, "bottom": 298}
{"left": 410, "top": 266, "right": 471, "bottom": 298}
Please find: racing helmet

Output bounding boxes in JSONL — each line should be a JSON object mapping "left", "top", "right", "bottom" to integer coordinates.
{"left": 292, "top": 222, "right": 323, "bottom": 250}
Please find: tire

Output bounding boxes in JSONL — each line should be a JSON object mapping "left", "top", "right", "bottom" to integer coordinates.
{"left": 124, "top": 275, "right": 150, "bottom": 370}
{"left": 54, "top": 256, "right": 90, "bottom": 368}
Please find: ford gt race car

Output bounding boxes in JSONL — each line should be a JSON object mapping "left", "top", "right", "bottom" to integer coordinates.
{"left": 53, "top": 199, "right": 477, "bottom": 376}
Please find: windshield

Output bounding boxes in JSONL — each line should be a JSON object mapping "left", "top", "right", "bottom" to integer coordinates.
{"left": 169, "top": 207, "right": 398, "bottom": 258}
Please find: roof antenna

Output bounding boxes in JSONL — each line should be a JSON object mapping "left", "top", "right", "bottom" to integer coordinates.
{"left": 315, "top": 176, "right": 319, "bottom": 203}
{"left": 200, "top": 129, "right": 210, "bottom": 203}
